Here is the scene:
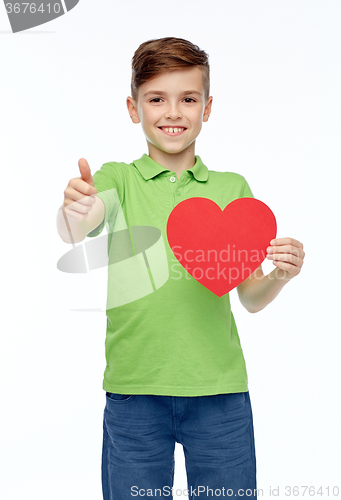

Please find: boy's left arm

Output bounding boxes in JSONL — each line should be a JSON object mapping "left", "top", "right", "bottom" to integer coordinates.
{"left": 236, "top": 237, "right": 305, "bottom": 313}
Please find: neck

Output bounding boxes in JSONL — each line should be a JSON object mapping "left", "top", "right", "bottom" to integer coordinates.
{"left": 147, "top": 142, "right": 196, "bottom": 176}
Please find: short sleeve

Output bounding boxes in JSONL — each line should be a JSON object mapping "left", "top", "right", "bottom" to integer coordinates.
{"left": 87, "top": 162, "right": 124, "bottom": 238}
{"left": 240, "top": 177, "right": 254, "bottom": 199}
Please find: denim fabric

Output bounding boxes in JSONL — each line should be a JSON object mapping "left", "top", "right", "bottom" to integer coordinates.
{"left": 102, "top": 391, "right": 257, "bottom": 499}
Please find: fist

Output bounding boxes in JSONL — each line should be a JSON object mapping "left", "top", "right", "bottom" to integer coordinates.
{"left": 63, "top": 158, "right": 98, "bottom": 221}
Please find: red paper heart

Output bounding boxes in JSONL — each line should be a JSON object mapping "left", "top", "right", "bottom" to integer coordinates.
{"left": 166, "top": 197, "right": 277, "bottom": 296}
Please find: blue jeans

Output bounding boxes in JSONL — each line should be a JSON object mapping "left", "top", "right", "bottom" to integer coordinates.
{"left": 102, "top": 391, "right": 257, "bottom": 499}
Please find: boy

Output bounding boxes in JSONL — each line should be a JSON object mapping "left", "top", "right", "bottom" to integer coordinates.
{"left": 57, "top": 37, "right": 304, "bottom": 499}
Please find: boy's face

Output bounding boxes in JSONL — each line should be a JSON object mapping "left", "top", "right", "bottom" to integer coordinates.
{"left": 127, "top": 67, "right": 212, "bottom": 161}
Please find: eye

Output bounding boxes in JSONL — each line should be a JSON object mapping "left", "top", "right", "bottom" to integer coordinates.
{"left": 149, "top": 97, "right": 196, "bottom": 103}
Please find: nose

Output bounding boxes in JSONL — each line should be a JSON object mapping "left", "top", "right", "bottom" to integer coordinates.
{"left": 165, "top": 101, "right": 182, "bottom": 120}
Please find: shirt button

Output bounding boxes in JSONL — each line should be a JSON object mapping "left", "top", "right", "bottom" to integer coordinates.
{"left": 176, "top": 191, "right": 181, "bottom": 196}
{"left": 170, "top": 176, "right": 176, "bottom": 182}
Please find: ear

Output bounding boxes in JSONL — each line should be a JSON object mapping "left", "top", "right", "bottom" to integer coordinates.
{"left": 126, "top": 96, "right": 140, "bottom": 123}
{"left": 203, "top": 96, "right": 213, "bottom": 122}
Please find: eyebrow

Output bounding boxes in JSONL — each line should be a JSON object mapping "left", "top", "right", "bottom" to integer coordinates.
{"left": 143, "top": 90, "right": 202, "bottom": 97}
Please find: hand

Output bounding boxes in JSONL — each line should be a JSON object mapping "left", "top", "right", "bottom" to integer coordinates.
{"left": 266, "top": 237, "right": 305, "bottom": 280}
{"left": 63, "top": 158, "right": 98, "bottom": 221}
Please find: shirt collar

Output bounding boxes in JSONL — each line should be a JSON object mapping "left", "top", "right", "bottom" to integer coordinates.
{"left": 132, "top": 153, "right": 208, "bottom": 182}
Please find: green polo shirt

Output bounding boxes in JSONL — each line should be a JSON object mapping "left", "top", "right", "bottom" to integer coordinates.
{"left": 87, "top": 153, "right": 254, "bottom": 397}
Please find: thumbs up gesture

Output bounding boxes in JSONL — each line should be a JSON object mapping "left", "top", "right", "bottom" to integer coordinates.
{"left": 63, "top": 158, "right": 98, "bottom": 221}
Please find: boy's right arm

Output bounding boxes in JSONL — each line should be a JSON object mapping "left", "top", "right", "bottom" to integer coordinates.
{"left": 56, "top": 158, "right": 105, "bottom": 244}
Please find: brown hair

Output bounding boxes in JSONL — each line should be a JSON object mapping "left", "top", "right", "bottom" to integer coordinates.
{"left": 131, "top": 37, "right": 210, "bottom": 104}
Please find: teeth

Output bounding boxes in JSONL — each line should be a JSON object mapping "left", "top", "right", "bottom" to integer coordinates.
{"left": 161, "top": 127, "right": 185, "bottom": 133}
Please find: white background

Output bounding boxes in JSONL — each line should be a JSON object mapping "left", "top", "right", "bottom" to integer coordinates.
{"left": 1, "top": 1, "right": 340, "bottom": 499}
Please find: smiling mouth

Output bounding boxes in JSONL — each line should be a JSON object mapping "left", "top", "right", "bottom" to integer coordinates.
{"left": 158, "top": 127, "right": 187, "bottom": 136}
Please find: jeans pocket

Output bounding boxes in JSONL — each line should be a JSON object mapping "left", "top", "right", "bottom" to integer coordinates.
{"left": 106, "top": 392, "right": 135, "bottom": 402}
{"left": 220, "top": 391, "right": 246, "bottom": 410}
